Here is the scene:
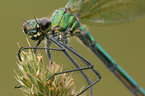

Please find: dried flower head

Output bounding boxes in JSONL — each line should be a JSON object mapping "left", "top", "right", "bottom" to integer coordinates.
{"left": 15, "top": 49, "right": 79, "bottom": 96}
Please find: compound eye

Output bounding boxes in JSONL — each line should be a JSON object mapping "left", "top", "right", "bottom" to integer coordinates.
{"left": 39, "top": 17, "right": 51, "bottom": 33}
{"left": 23, "top": 22, "right": 29, "bottom": 34}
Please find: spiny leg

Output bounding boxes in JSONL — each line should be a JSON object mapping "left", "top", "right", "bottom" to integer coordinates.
{"left": 46, "top": 39, "right": 52, "bottom": 64}
{"left": 17, "top": 46, "right": 64, "bottom": 62}
{"left": 45, "top": 47, "right": 94, "bottom": 96}
{"left": 64, "top": 44, "right": 101, "bottom": 96}
{"left": 33, "top": 39, "right": 42, "bottom": 54}
{"left": 46, "top": 66, "right": 93, "bottom": 81}
{"left": 45, "top": 46, "right": 101, "bottom": 96}
{"left": 31, "top": 38, "right": 53, "bottom": 64}
{"left": 46, "top": 36, "right": 101, "bottom": 96}
{"left": 46, "top": 36, "right": 92, "bottom": 84}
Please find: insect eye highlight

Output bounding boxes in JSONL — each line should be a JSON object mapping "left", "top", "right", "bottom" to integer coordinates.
{"left": 39, "top": 18, "right": 51, "bottom": 33}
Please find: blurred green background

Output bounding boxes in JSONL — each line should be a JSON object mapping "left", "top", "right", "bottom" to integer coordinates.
{"left": 0, "top": 0, "right": 145, "bottom": 96}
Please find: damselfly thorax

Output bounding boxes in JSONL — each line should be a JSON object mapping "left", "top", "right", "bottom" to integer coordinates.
{"left": 23, "top": 8, "right": 81, "bottom": 43}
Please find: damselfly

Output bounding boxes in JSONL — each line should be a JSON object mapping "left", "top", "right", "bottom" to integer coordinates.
{"left": 18, "top": 0, "right": 145, "bottom": 96}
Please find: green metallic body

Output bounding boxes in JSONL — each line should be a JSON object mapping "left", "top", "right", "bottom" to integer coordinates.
{"left": 51, "top": 8, "right": 79, "bottom": 33}
{"left": 51, "top": 8, "right": 145, "bottom": 95}
{"left": 78, "top": 26, "right": 145, "bottom": 96}
{"left": 21, "top": 0, "right": 145, "bottom": 95}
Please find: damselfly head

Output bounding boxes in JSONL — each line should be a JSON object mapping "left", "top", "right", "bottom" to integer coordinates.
{"left": 22, "top": 17, "right": 51, "bottom": 40}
